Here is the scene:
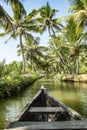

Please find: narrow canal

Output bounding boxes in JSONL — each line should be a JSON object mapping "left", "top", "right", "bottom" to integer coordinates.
{"left": 0, "top": 78, "right": 87, "bottom": 129}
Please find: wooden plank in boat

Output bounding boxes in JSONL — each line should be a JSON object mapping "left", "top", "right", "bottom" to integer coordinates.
{"left": 29, "top": 107, "right": 63, "bottom": 113}
{"left": 5, "top": 121, "right": 87, "bottom": 130}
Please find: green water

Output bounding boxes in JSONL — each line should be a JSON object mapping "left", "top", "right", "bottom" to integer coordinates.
{"left": 0, "top": 78, "right": 87, "bottom": 129}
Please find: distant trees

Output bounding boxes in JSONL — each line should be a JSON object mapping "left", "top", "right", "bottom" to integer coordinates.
{"left": 17, "top": 37, "right": 48, "bottom": 73}
{"left": 0, "top": 59, "right": 23, "bottom": 78}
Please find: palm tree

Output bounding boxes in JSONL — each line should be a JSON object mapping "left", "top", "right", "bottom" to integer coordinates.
{"left": 48, "top": 35, "right": 71, "bottom": 74}
{"left": 0, "top": 2, "right": 38, "bottom": 73}
{"left": 17, "top": 37, "right": 47, "bottom": 72}
{"left": 37, "top": 2, "right": 62, "bottom": 36}
{"left": 62, "top": 17, "right": 87, "bottom": 74}
{"left": 48, "top": 16, "right": 87, "bottom": 75}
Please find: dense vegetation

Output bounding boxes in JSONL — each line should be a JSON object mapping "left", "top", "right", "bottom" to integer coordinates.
{"left": 0, "top": 0, "right": 87, "bottom": 98}
{"left": 0, "top": 60, "right": 39, "bottom": 98}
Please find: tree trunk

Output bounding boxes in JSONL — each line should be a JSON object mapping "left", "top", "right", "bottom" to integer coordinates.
{"left": 31, "top": 59, "right": 34, "bottom": 72}
{"left": 58, "top": 51, "right": 71, "bottom": 74}
{"left": 19, "top": 35, "right": 26, "bottom": 73}
{"left": 75, "top": 56, "right": 79, "bottom": 75}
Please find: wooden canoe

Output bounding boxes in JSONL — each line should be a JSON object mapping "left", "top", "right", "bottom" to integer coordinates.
{"left": 5, "top": 86, "right": 87, "bottom": 130}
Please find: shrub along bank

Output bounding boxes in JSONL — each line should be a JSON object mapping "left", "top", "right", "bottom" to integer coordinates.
{"left": 0, "top": 74, "right": 39, "bottom": 98}
{"left": 54, "top": 74, "right": 87, "bottom": 82}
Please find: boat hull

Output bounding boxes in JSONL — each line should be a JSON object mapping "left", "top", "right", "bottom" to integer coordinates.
{"left": 5, "top": 86, "right": 87, "bottom": 130}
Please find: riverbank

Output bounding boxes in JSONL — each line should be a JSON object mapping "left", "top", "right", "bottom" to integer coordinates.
{"left": 0, "top": 74, "right": 40, "bottom": 99}
{"left": 55, "top": 74, "right": 87, "bottom": 82}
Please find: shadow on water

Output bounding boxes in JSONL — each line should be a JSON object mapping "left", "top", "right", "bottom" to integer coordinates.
{"left": 0, "top": 78, "right": 87, "bottom": 129}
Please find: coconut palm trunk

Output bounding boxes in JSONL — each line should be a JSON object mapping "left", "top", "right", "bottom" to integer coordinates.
{"left": 75, "top": 56, "right": 79, "bottom": 75}
{"left": 19, "top": 34, "right": 26, "bottom": 73}
{"left": 57, "top": 51, "right": 71, "bottom": 74}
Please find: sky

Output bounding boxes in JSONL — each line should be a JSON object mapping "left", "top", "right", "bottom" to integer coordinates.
{"left": 0, "top": 0, "right": 69, "bottom": 64}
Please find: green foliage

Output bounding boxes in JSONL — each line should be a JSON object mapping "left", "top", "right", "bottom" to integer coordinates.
{"left": 0, "top": 74, "right": 39, "bottom": 98}
{"left": 0, "top": 60, "right": 39, "bottom": 98}
{"left": 0, "top": 60, "right": 23, "bottom": 79}
{"left": 38, "top": 2, "right": 62, "bottom": 36}
{"left": 0, "top": 59, "right": 6, "bottom": 77}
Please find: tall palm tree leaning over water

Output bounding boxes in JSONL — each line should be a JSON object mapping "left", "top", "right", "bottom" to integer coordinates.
{"left": 0, "top": 1, "right": 38, "bottom": 73}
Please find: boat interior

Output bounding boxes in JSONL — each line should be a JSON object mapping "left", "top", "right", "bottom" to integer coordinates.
{"left": 18, "top": 88, "right": 82, "bottom": 122}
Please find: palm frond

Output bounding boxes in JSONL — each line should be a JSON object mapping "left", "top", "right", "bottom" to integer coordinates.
{"left": 23, "top": 9, "right": 38, "bottom": 24}
{"left": 5, "top": 31, "right": 17, "bottom": 43}
{"left": 0, "top": 5, "right": 13, "bottom": 24}
{"left": 10, "top": 0, "right": 26, "bottom": 20}
{"left": 38, "top": 25, "right": 46, "bottom": 34}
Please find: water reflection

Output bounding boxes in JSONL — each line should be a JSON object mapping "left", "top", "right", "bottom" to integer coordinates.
{"left": 0, "top": 78, "right": 87, "bottom": 129}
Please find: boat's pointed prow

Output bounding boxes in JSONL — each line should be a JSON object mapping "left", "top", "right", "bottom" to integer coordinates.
{"left": 40, "top": 85, "right": 46, "bottom": 90}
